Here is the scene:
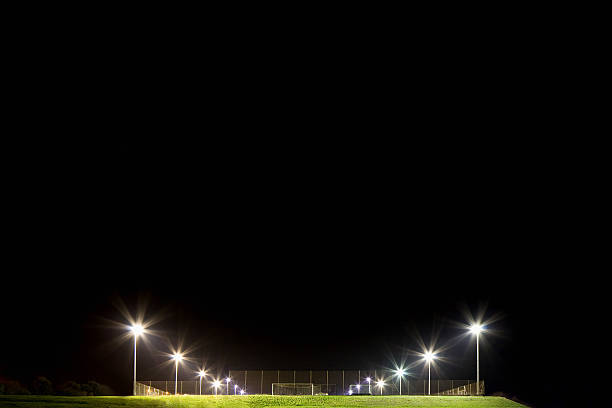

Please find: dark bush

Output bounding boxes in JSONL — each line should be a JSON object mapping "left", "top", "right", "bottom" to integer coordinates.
{"left": 32, "top": 376, "right": 53, "bottom": 395}
{"left": 54, "top": 380, "right": 115, "bottom": 396}
{"left": 0, "top": 380, "right": 30, "bottom": 395}
{"left": 91, "top": 381, "right": 115, "bottom": 396}
{"left": 56, "top": 381, "right": 86, "bottom": 396}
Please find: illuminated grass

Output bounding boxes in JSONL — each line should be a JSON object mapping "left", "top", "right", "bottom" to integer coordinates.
{"left": 0, "top": 395, "right": 529, "bottom": 407}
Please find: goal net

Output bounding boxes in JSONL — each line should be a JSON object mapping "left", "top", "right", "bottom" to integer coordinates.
{"left": 272, "top": 383, "right": 322, "bottom": 395}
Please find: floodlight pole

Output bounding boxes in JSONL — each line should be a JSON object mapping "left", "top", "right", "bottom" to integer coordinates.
{"left": 133, "top": 335, "right": 137, "bottom": 396}
{"left": 174, "top": 360, "right": 179, "bottom": 395}
{"left": 399, "top": 376, "right": 401, "bottom": 395}
{"left": 428, "top": 360, "right": 431, "bottom": 395}
{"left": 476, "top": 331, "right": 480, "bottom": 394}
{"left": 199, "top": 376, "right": 202, "bottom": 395}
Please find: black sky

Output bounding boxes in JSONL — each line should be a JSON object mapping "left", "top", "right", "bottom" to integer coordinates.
{"left": 2, "top": 136, "right": 596, "bottom": 408}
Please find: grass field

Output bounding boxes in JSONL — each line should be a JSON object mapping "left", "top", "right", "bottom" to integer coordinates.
{"left": 0, "top": 395, "right": 528, "bottom": 408}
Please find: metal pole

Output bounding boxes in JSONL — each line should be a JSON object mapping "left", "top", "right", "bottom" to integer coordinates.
{"left": 399, "top": 375, "right": 401, "bottom": 395}
{"left": 428, "top": 361, "right": 431, "bottom": 395}
{"left": 476, "top": 332, "right": 480, "bottom": 394}
{"left": 200, "top": 377, "right": 202, "bottom": 395}
{"left": 175, "top": 361, "right": 178, "bottom": 395}
{"left": 133, "top": 336, "right": 137, "bottom": 396}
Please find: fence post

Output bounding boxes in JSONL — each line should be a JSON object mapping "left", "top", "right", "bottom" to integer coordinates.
{"left": 342, "top": 370, "right": 345, "bottom": 394}
{"left": 245, "top": 370, "right": 247, "bottom": 393}
{"left": 261, "top": 370, "right": 264, "bottom": 394}
{"left": 326, "top": 370, "right": 329, "bottom": 394}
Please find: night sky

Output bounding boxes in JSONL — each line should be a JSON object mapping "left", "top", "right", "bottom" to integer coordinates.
{"left": 2, "top": 138, "right": 594, "bottom": 408}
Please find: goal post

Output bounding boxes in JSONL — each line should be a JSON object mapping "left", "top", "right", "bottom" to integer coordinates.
{"left": 272, "top": 383, "right": 322, "bottom": 395}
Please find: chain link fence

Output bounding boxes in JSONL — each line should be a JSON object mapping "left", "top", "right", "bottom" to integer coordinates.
{"left": 136, "top": 372, "right": 484, "bottom": 396}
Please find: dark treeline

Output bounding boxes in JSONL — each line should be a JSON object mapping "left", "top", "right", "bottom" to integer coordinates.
{"left": 0, "top": 376, "right": 114, "bottom": 396}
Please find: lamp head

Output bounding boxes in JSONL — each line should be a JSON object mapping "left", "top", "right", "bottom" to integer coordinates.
{"left": 172, "top": 353, "right": 183, "bottom": 362}
{"left": 130, "top": 324, "right": 144, "bottom": 336}
{"left": 470, "top": 324, "right": 483, "bottom": 334}
{"left": 424, "top": 351, "right": 436, "bottom": 362}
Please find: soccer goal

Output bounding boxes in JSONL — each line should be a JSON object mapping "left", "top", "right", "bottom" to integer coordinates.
{"left": 348, "top": 384, "right": 372, "bottom": 395}
{"left": 272, "top": 383, "right": 322, "bottom": 395}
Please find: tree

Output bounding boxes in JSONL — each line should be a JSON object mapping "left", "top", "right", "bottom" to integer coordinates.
{"left": 32, "top": 376, "right": 53, "bottom": 395}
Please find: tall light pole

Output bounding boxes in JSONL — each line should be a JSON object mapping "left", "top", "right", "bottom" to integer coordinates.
{"left": 234, "top": 384, "right": 238, "bottom": 395}
{"left": 470, "top": 324, "right": 484, "bottom": 394}
{"left": 172, "top": 354, "right": 183, "bottom": 395}
{"left": 129, "top": 324, "right": 144, "bottom": 396}
{"left": 394, "top": 368, "right": 406, "bottom": 395}
{"left": 198, "top": 370, "right": 206, "bottom": 395}
{"left": 366, "top": 377, "right": 371, "bottom": 394}
{"left": 424, "top": 352, "right": 436, "bottom": 395}
{"left": 225, "top": 377, "right": 231, "bottom": 395}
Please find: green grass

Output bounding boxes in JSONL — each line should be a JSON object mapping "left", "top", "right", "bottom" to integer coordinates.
{"left": 0, "top": 395, "right": 528, "bottom": 408}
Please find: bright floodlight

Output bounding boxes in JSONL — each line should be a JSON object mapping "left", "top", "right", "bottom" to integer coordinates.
{"left": 470, "top": 324, "right": 483, "bottom": 334}
{"left": 172, "top": 353, "right": 183, "bottom": 361}
{"left": 376, "top": 380, "right": 385, "bottom": 395}
{"left": 394, "top": 368, "right": 406, "bottom": 376}
{"left": 366, "top": 377, "right": 371, "bottom": 383}
{"left": 212, "top": 380, "right": 221, "bottom": 388}
{"left": 424, "top": 351, "right": 436, "bottom": 362}
{"left": 130, "top": 324, "right": 144, "bottom": 336}
{"left": 198, "top": 370, "right": 206, "bottom": 377}
{"left": 226, "top": 377, "right": 231, "bottom": 383}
